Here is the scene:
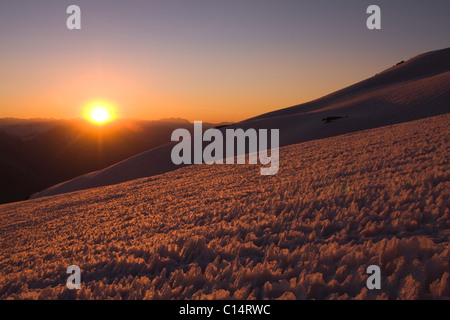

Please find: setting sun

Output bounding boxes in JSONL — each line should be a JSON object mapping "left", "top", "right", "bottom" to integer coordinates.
{"left": 85, "top": 104, "right": 115, "bottom": 125}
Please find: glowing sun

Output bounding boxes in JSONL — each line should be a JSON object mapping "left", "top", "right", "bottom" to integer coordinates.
{"left": 85, "top": 104, "right": 114, "bottom": 125}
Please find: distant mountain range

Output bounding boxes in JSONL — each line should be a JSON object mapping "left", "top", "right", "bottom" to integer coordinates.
{"left": 32, "top": 47, "right": 450, "bottom": 199}
{"left": 0, "top": 118, "right": 229, "bottom": 204}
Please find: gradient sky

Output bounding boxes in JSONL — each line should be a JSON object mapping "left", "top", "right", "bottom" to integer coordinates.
{"left": 0, "top": 0, "right": 449, "bottom": 122}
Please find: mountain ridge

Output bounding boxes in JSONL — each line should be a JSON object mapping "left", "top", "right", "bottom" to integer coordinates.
{"left": 247, "top": 47, "right": 450, "bottom": 122}
{"left": 0, "top": 118, "right": 224, "bottom": 204}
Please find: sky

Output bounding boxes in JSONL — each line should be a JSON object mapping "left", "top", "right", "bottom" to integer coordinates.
{"left": 0, "top": 0, "right": 449, "bottom": 122}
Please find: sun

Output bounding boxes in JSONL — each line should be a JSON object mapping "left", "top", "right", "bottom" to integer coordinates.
{"left": 84, "top": 103, "right": 115, "bottom": 125}
{"left": 89, "top": 106, "right": 111, "bottom": 124}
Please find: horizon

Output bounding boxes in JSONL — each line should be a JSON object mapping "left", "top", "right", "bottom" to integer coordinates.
{"left": 1, "top": 1, "right": 449, "bottom": 122}
{"left": 0, "top": 115, "right": 231, "bottom": 124}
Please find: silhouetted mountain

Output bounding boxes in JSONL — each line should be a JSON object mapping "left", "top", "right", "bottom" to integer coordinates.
{"left": 0, "top": 118, "right": 227, "bottom": 204}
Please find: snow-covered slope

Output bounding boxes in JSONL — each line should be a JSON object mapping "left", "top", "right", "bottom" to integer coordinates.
{"left": 33, "top": 47, "right": 450, "bottom": 198}
{"left": 1, "top": 114, "right": 448, "bottom": 299}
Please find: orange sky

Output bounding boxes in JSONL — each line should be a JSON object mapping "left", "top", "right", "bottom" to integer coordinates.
{"left": 0, "top": 52, "right": 376, "bottom": 123}
{"left": 1, "top": 1, "right": 449, "bottom": 123}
